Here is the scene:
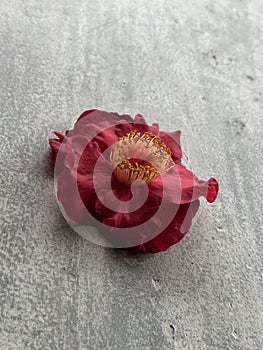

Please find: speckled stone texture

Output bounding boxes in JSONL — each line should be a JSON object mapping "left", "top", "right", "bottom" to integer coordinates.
{"left": 0, "top": 0, "right": 262, "bottom": 349}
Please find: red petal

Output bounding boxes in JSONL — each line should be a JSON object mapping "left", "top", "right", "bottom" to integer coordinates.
{"left": 57, "top": 168, "right": 97, "bottom": 224}
{"left": 206, "top": 178, "right": 219, "bottom": 203}
{"left": 96, "top": 182, "right": 161, "bottom": 229}
{"left": 128, "top": 200, "right": 200, "bottom": 253}
{"left": 159, "top": 130, "right": 182, "bottom": 163}
{"left": 56, "top": 140, "right": 113, "bottom": 224}
{"left": 53, "top": 132, "right": 65, "bottom": 141}
{"left": 129, "top": 114, "right": 159, "bottom": 135}
{"left": 75, "top": 109, "right": 120, "bottom": 128}
{"left": 149, "top": 165, "right": 219, "bottom": 205}
{"left": 49, "top": 132, "right": 64, "bottom": 162}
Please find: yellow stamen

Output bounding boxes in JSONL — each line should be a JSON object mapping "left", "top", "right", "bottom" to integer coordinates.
{"left": 110, "top": 130, "right": 174, "bottom": 185}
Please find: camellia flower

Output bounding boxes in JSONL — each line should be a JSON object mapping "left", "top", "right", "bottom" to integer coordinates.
{"left": 49, "top": 109, "right": 218, "bottom": 253}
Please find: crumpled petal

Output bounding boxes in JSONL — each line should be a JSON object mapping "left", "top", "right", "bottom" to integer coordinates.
{"left": 57, "top": 141, "right": 113, "bottom": 223}
{"left": 148, "top": 165, "right": 219, "bottom": 205}
{"left": 159, "top": 130, "right": 182, "bottom": 163}
{"left": 128, "top": 200, "right": 200, "bottom": 253}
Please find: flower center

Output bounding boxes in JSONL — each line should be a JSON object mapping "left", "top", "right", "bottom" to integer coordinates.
{"left": 110, "top": 130, "right": 174, "bottom": 185}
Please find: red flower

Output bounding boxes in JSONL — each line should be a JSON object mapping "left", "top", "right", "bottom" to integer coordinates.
{"left": 49, "top": 110, "right": 218, "bottom": 253}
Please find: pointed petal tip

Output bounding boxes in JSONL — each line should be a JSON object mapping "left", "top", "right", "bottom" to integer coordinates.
{"left": 54, "top": 131, "right": 65, "bottom": 140}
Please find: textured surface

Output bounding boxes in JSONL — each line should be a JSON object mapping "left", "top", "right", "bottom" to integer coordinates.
{"left": 0, "top": 0, "right": 263, "bottom": 349}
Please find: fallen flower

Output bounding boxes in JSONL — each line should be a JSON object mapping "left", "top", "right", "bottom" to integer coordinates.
{"left": 49, "top": 109, "right": 218, "bottom": 253}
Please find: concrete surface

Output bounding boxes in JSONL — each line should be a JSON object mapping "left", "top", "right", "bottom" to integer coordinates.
{"left": 0, "top": 0, "right": 262, "bottom": 349}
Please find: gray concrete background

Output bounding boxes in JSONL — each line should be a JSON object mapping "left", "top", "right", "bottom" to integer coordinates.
{"left": 0, "top": 0, "right": 262, "bottom": 349}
